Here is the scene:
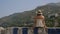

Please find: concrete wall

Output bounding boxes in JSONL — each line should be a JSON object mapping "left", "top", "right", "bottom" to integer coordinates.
{"left": 0, "top": 27, "right": 5, "bottom": 34}
{"left": 5, "top": 27, "right": 34, "bottom": 34}
{"left": 5, "top": 27, "right": 47, "bottom": 34}
{"left": 0, "top": 27, "right": 60, "bottom": 34}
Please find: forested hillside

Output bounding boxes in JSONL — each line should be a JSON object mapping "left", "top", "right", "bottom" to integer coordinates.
{"left": 0, "top": 3, "right": 60, "bottom": 27}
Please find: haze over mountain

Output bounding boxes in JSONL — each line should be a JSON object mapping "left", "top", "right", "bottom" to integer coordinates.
{"left": 0, "top": 0, "right": 60, "bottom": 18}
{"left": 0, "top": 3, "right": 60, "bottom": 27}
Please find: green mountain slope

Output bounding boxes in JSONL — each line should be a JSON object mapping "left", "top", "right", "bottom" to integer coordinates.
{"left": 0, "top": 3, "right": 60, "bottom": 27}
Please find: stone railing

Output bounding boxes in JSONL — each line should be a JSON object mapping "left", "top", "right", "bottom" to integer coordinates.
{"left": 1, "top": 27, "right": 60, "bottom": 34}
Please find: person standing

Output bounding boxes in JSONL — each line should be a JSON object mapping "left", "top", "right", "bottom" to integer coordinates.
{"left": 33, "top": 10, "right": 47, "bottom": 34}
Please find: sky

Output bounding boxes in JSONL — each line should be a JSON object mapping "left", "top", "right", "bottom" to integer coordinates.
{"left": 0, "top": 0, "right": 60, "bottom": 18}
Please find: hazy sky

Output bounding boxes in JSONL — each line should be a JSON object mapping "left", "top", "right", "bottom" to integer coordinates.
{"left": 0, "top": 0, "right": 60, "bottom": 18}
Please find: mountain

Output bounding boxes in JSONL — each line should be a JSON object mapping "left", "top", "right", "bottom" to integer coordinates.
{"left": 47, "top": 2, "right": 60, "bottom": 6}
{"left": 56, "top": 2, "right": 60, "bottom": 6}
{"left": 0, "top": 3, "right": 60, "bottom": 27}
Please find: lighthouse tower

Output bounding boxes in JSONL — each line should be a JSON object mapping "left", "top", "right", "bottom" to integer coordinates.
{"left": 33, "top": 10, "right": 47, "bottom": 34}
